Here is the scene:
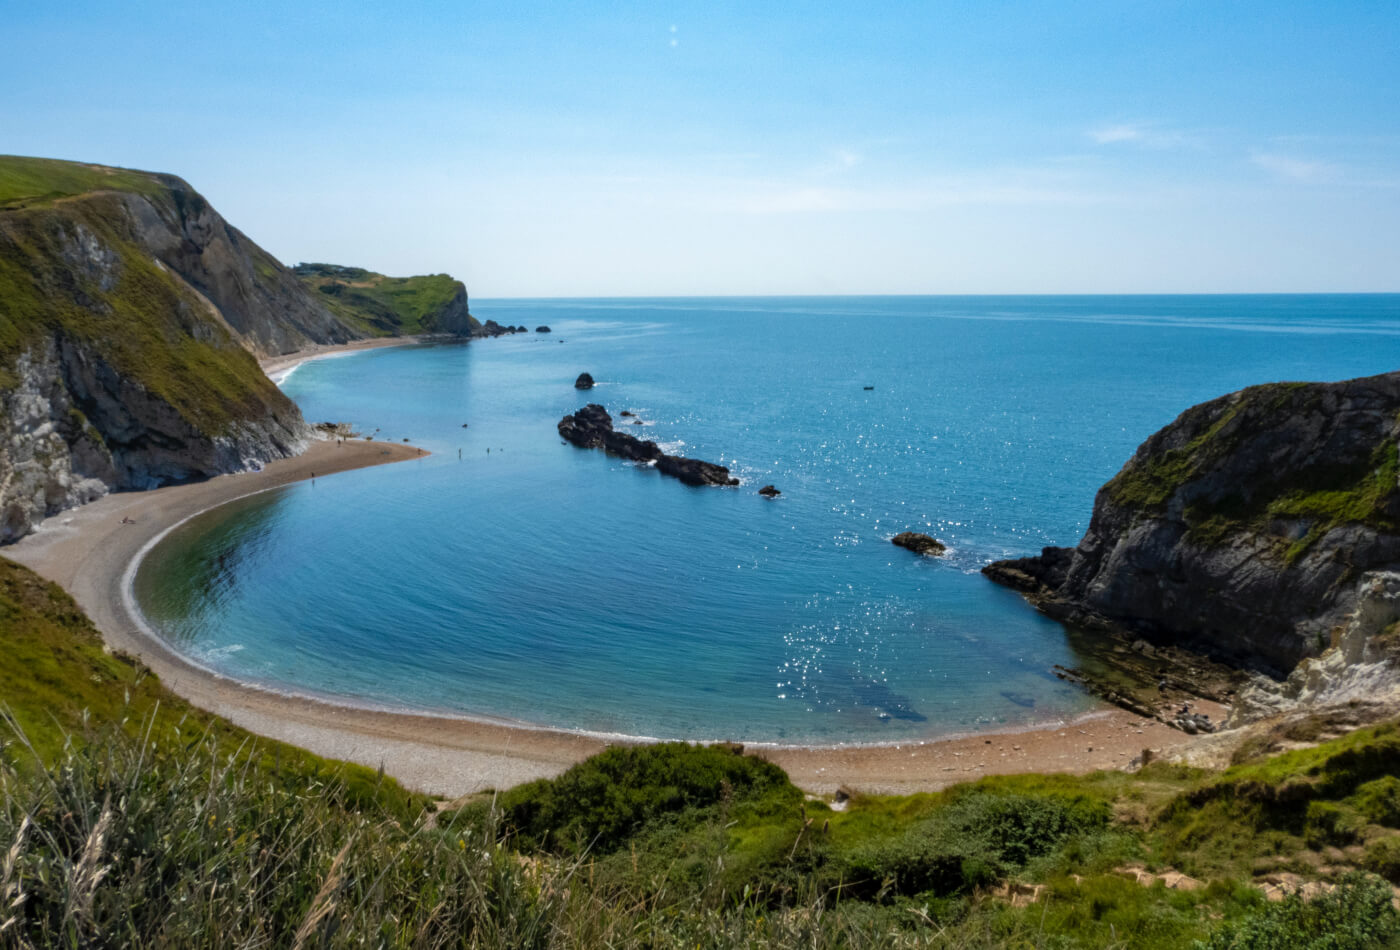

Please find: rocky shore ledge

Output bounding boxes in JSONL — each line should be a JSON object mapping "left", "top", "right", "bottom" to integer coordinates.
{"left": 558, "top": 404, "right": 739, "bottom": 487}
{"left": 983, "top": 369, "right": 1400, "bottom": 726}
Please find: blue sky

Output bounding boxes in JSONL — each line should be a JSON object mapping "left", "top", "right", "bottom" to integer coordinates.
{"left": 4, "top": 1, "right": 1398, "bottom": 295}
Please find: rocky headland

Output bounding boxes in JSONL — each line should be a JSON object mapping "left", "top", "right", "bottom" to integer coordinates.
{"left": 0, "top": 156, "right": 480, "bottom": 541}
{"left": 558, "top": 404, "right": 740, "bottom": 487}
{"left": 293, "top": 262, "right": 479, "bottom": 337}
{"left": 984, "top": 370, "right": 1400, "bottom": 724}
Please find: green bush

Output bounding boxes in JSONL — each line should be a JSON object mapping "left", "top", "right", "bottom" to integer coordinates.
{"left": 841, "top": 791, "right": 1110, "bottom": 899}
{"left": 1355, "top": 775, "right": 1400, "bottom": 827}
{"left": 1193, "top": 873, "right": 1400, "bottom": 949}
{"left": 493, "top": 742, "right": 797, "bottom": 855}
{"left": 1363, "top": 836, "right": 1400, "bottom": 883}
{"left": 1304, "top": 800, "right": 1365, "bottom": 847}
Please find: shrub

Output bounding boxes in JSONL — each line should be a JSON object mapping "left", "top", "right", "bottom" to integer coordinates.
{"left": 1193, "top": 873, "right": 1400, "bottom": 949}
{"left": 840, "top": 791, "right": 1110, "bottom": 899}
{"left": 493, "top": 742, "right": 796, "bottom": 855}
{"left": 1354, "top": 775, "right": 1400, "bottom": 827}
{"left": 1363, "top": 836, "right": 1400, "bottom": 883}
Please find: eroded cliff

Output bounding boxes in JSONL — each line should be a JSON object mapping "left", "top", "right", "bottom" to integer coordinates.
{"left": 0, "top": 157, "right": 339, "bottom": 540}
{"left": 984, "top": 371, "right": 1400, "bottom": 676}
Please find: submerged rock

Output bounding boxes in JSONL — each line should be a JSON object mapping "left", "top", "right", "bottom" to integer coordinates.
{"left": 758, "top": 485, "right": 781, "bottom": 497}
{"left": 536, "top": 325, "right": 551, "bottom": 333}
{"left": 574, "top": 372, "right": 595, "bottom": 390}
{"left": 892, "top": 532, "right": 946, "bottom": 556}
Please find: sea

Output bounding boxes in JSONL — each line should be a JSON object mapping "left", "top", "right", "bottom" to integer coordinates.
{"left": 133, "top": 295, "right": 1400, "bottom": 744}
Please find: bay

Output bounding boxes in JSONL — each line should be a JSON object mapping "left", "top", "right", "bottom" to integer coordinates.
{"left": 134, "top": 295, "right": 1400, "bottom": 742}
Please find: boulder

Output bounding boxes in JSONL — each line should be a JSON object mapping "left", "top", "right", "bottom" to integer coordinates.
{"left": 758, "top": 485, "right": 781, "bottom": 497}
{"left": 892, "top": 532, "right": 946, "bottom": 556}
{"left": 536, "top": 325, "right": 552, "bottom": 333}
{"left": 656, "top": 454, "right": 740, "bottom": 487}
{"left": 574, "top": 372, "right": 595, "bottom": 390}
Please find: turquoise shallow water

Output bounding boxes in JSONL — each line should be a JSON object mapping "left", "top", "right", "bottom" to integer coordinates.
{"left": 134, "top": 295, "right": 1400, "bottom": 743}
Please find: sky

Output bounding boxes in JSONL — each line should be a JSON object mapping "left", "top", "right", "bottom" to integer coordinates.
{"left": 4, "top": 1, "right": 1398, "bottom": 296}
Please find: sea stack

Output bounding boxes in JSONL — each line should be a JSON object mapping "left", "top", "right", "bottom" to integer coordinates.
{"left": 575, "top": 372, "right": 595, "bottom": 389}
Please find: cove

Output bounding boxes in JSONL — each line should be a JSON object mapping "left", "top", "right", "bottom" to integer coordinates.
{"left": 133, "top": 295, "right": 1400, "bottom": 743}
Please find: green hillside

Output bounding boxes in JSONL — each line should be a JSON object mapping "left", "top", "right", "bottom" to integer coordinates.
{"left": 0, "top": 156, "right": 286, "bottom": 427}
{"left": 294, "top": 262, "right": 477, "bottom": 336}
{"left": 3, "top": 551, "right": 1400, "bottom": 947}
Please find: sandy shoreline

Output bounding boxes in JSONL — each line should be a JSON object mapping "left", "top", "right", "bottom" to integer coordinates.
{"left": 4, "top": 337, "right": 1213, "bottom": 797}
{"left": 257, "top": 334, "right": 435, "bottom": 378}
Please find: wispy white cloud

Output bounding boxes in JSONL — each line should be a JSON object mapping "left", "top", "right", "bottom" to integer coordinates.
{"left": 1250, "top": 151, "right": 1335, "bottom": 182}
{"left": 1090, "top": 124, "right": 1146, "bottom": 145}
{"left": 1088, "top": 122, "right": 1193, "bottom": 149}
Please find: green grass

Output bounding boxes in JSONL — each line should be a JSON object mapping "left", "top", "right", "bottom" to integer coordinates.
{"left": 1103, "top": 380, "right": 1399, "bottom": 558}
{"left": 0, "top": 173, "right": 287, "bottom": 434}
{"left": 293, "top": 262, "right": 473, "bottom": 336}
{"left": 0, "top": 556, "right": 422, "bottom": 818}
{"left": 0, "top": 155, "right": 169, "bottom": 209}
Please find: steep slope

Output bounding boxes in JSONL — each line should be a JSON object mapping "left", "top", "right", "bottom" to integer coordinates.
{"left": 984, "top": 371, "right": 1400, "bottom": 676}
{"left": 293, "top": 262, "right": 479, "bottom": 336}
{"left": 0, "top": 156, "right": 346, "bottom": 540}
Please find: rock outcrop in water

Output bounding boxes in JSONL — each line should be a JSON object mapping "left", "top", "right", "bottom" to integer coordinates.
{"left": 892, "top": 532, "right": 946, "bottom": 556}
{"left": 558, "top": 404, "right": 739, "bottom": 487}
{"left": 574, "top": 372, "right": 595, "bottom": 390}
{"left": 983, "top": 371, "right": 1400, "bottom": 678}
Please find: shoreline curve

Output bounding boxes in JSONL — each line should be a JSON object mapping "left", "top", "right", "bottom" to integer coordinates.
{"left": 3, "top": 340, "right": 1214, "bottom": 796}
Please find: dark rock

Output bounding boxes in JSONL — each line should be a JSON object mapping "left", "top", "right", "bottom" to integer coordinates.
{"left": 758, "top": 485, "right": 781, "bottom": 497}
{"left": 891, "top": 532, "right": 946, "bottom": 556}
{"left": 536, "top": 325, "right": 552, "bottom": 333}
{"left": 655, "top": 454, "right": 739, "bottom": 487}
{"left": 863, "top": 385, "right": 874, "bottom": 390}
{"left": 557, "top": 405, "right": 737, "bottom": 487}
{"left": 632, "top": 419, "right": 644, "bottom": 425}
{"left": 574, "top": 372, "right": 595, "bottom": 390}
{"left": 983, "top": 370, "right": 1400, "bottom": 676}
{"left": 619, "top": 410, "right": 634, "bottom": 417}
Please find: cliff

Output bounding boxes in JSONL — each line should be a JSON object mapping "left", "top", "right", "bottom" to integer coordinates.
{"left": 0, "top": 156, "right": 353, "bottom": 541}
{"left": 293, "top": 262, "right": 479, "bottom": 337}
{"left": 984, "top": 371, "right": 1400, "bottom": 676}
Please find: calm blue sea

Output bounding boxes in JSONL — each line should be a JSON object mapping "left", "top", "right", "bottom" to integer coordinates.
{"left": 134, "top": 295, "right": 1400, "bottom": 743}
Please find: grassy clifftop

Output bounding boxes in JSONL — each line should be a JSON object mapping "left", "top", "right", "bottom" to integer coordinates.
{"left": 294, "top": 262, "right": 477, "bottom": 336}
{"left": 0, "top": 155, "right": 171, "bottom": 210}
{"left": 1102, "top": 376, "right": 1400, "bottom": 550}
{"left": 0, "top": 156, "right": 293, "bottom": 427}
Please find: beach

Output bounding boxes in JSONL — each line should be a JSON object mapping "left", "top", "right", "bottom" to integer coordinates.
{"left": 3, "top": 338, "right": 1214, "bottom": 798}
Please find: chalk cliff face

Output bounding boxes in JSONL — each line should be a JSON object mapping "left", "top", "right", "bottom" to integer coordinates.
{"left": 984, "top": 371, "right": 1400, "bottom": 676}
{"left": 0, "top": 158, "right": 349, "bottom": 541}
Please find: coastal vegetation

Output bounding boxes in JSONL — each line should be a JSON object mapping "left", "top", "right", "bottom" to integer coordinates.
{"left": 0, "top": 159, "right": 282, "bottom": 425}
{"left": 293, "top": 262, "right": 476, "bottom": 337}
{"left": 3, "top": 553, "right": 1400, "bottom": 947}
{"left": 1103, "top": 380, "right": 1400, "bottom": 552}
